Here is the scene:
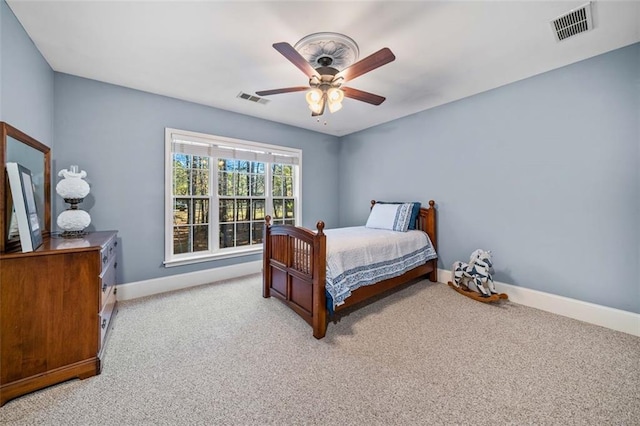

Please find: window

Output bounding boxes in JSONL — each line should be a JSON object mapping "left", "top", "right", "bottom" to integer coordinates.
{"left": 165, "top": 128, "right": 301, "bottom": 267}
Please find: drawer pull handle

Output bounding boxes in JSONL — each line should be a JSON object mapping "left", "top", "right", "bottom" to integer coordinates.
{"left": 102, "top": 255, "right": 108, "bottom": 264}
{"left": 114, "top": 262, "right": 118, "bottom": 269}
{"left": 101, "top": 318, "right": 107, "bottom": 329}
{"left": 102, "top": 282, "right": 107, "bottom": 292}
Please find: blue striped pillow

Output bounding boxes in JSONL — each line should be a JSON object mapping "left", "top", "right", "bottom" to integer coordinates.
{"left": 365, "top": 203, "right": 413, "bottom": 232}
{"left": 376, "top": 201, "right": 421, "bottom": 229}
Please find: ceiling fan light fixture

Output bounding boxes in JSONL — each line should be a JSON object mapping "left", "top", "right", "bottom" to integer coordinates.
{"left": 308, "top": 102, "right": 323, "bottom": 114}
{"left": 307, "top": 93, "right": 326, "bottom": 115}
{"left": 328, "top": 100, "right": 343, "bottom": 114}
{"left": 326, "top": 87, "right": 344, "bottom": 113}
{"left": 327, "top": 87, "right": 344, "bottom": 103}
{"left": 306, "top": 88, "right": 323, "bottom": 104}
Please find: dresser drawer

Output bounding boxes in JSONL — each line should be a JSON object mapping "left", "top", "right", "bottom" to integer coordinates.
{"left": 100, "top": 236, "right": 117, "bottom": 272}
{"left": 99, "top": 255, "right": 117, "bottom": 310}
{"left": 99, "top": 286, "right": 117, "bottom": 348}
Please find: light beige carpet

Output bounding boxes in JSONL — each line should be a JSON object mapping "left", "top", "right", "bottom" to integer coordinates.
{"left": 1, "top": 274, "right": 638, "bottom": 425}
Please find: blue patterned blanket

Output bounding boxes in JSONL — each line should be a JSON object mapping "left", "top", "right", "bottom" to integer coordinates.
{"left": 323, "top": 226, "right": 437, "bottom": 310}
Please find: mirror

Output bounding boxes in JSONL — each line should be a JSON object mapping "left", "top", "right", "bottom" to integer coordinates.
{"left": 1, "top": 122, "right": 51, "bottom": 252}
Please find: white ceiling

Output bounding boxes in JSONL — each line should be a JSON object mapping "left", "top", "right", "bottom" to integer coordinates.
{"left": 7, "top": 1, "right": 640, "bottom": 137}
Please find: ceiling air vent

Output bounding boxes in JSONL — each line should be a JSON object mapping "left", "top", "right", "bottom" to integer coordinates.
{"left": 551, "top": 2, "right": 593, "bottom": 42}
{"left": 237, "top": 92, "right": 270, "bottom": 105}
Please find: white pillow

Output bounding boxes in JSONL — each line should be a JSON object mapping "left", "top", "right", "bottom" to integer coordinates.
{"left": 365, "top": 203, "right": 413, "bottom": 232}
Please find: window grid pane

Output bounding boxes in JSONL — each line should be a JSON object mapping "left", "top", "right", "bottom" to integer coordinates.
{"left": 219, "top": 223, "right": 234, "bottom": 249}
{"left": 216, "top": 158, "right": 273, "bottom": 249}
{"left": 271, "top": 163, "right": 296, "bottom": 226}
{"left": 172, "top": 153, "right": 211, "bottom": 254}
{"left": 193, "top": 225, "right": 209, "bottom": 252}
{"left": 173, "top": 225, "right": 191, "bottom": 254}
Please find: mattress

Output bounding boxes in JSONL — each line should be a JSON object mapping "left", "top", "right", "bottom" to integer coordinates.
{"left": 323, "top": 226, "right": 438, "bottom": 309}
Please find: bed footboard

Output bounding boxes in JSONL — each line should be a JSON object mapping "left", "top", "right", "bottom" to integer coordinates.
{"left": 263, "top": 216, "right": 328, "bottom": 338}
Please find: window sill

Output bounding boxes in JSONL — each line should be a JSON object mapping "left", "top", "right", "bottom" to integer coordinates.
{"left": 163, "top": 246, "right": 262, "bottom": 268}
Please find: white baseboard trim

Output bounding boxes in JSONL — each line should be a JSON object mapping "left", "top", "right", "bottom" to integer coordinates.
{"left": 437, "top": 269, "right": 639, "bottom": 337}
{"left": 117, "top": 260, "right": 262, "bottom": 301}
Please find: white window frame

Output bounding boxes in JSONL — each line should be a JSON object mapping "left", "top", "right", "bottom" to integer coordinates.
{"left": 164, "top": 128, "right": 302, "bottom": 267}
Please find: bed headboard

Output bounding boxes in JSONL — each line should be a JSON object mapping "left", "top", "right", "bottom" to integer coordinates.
{"left": 370, "top": 200, "right": 437, "bottom": 251}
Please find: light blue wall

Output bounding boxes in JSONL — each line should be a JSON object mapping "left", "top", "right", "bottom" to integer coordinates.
{"left": 53, "top": 73, "right": 340, "bottom": 283}
{"left": 0, "top": 0, "right": 54, "bottom": 145}
{"left": 339, "top": 43, "right": 640, "bottom": 314}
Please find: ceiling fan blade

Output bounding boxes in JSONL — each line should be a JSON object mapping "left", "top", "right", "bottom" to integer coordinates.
{"left": 335, "top": 47, "right": 395, "bottom": 83}
{"left": 273, "top": 42, "right": 320, "bottom": 79}
{"left": 342, "top": 87, "right": 386, "bottom": 105}
{"left": 256, "top": 87, "right": 309, "bottom": 96}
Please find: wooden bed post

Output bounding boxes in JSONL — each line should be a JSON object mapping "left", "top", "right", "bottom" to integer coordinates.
{"left": 426, "top": 200, "right": 438, "bottom": 282}
{"left": 312, "top": 220, "right": 327, "bottom": 339}
{"left": 262, "top": 215, "right": 272, "bottom": 298}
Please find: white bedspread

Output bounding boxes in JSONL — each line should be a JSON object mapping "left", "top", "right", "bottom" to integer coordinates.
{"left": 323, "top": 226, "right": 438, "bottom": 309}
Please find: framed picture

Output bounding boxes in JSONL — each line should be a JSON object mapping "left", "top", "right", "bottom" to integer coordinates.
{"left": 6, "top": 162, "right": 43, "bottom": 252}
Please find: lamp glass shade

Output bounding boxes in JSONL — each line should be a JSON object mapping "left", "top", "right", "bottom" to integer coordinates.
{"left": 327, "top": 88, "right": 344, "bottom": 103}
{"left": 306, "top": 88, "right": 323, "bottom": 104}
{"left": 308, "top": 99, "right": 324, "bottom": 114}
{"left": 56, "top": 167, "right": 90, "bottom": 199}
{"left": 328, "top": 101, "right": 343, "bottom": 113}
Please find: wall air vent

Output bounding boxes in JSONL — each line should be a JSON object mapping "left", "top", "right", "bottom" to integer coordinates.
{"left": 237, "top": 92, "right": 270, "bottom": 105}
{"left": 551, "top": 2, "right": 593, "bottom": 42}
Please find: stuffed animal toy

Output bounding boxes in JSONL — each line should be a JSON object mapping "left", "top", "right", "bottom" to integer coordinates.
{"left": 451, "top": 249, "right": 497, "bottom": 297}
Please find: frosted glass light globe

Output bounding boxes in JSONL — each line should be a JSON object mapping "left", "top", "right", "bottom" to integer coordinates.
{"left": 57, "top": 210, "right": 91, "bottom": 232}
{"left": 56, "top": 167, "right": 90, "bottom": 199}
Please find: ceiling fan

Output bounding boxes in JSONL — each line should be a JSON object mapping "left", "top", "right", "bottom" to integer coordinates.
{"left": 256, "top": 40, "right": 396, "bottom": 117}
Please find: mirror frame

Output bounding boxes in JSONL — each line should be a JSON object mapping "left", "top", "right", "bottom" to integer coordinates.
{"left": 1, "top": 122, "right": 51, "bottom": 253}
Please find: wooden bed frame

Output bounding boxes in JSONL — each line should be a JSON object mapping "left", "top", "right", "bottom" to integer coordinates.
{"left": 263, "top": 200, "right": 438, "bottom": 339}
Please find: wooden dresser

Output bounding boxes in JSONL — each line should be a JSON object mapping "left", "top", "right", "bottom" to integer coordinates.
{"left": 0, "top": 231, "right": 118, "bottom": 406}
